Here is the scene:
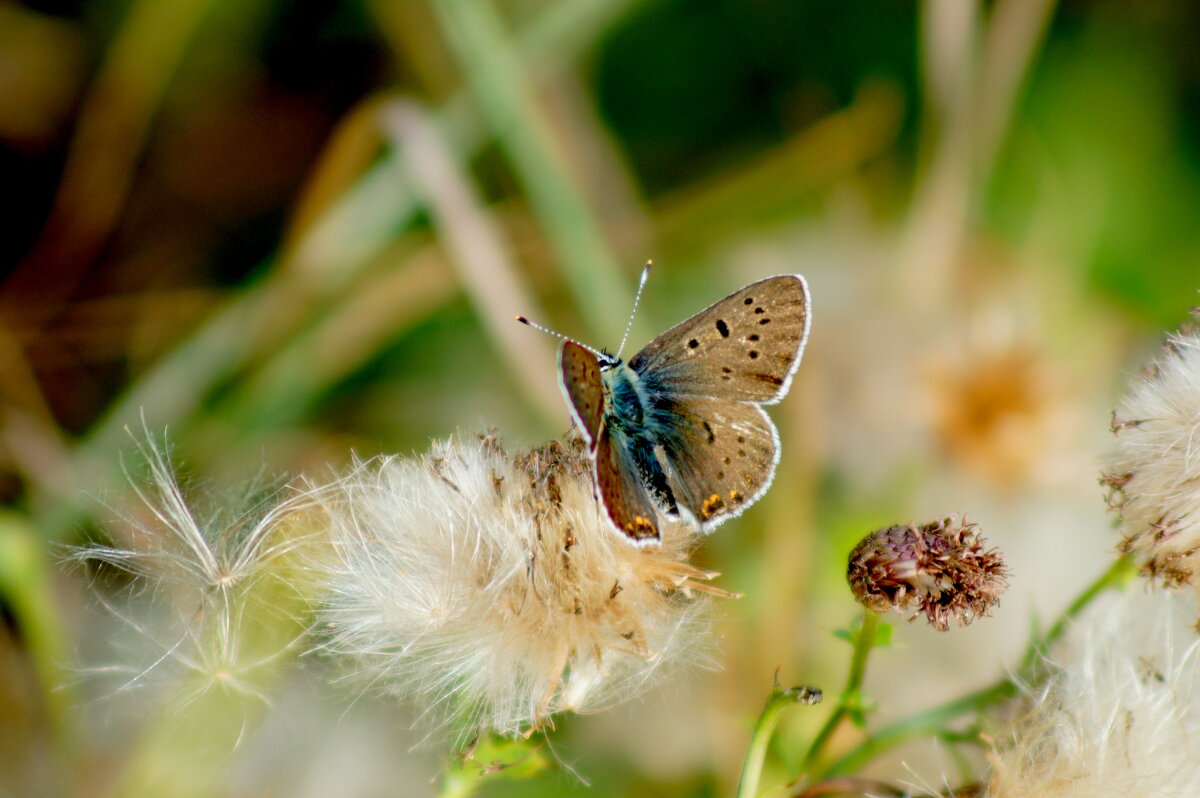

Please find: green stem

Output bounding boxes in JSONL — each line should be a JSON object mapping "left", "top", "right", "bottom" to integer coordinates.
{"left": 802, "top": 611, "right": 880, "bottom": 772}
{"left": 737, "top": 685, "right": 824, "bottom": 798}
{"left": 822, "top": 557, "right": 1134, "bottom": 779}
{"left": 1016, "top": 555, "right": 1134, "bottom": 673}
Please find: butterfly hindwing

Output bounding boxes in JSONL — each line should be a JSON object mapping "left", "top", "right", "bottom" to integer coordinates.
{"left": 628, "top": 275, "right": 810, "bottom": 404}
{"left": 594, "top": 424, "right": 662, "bottom": 543}
{"left": 649, "top": 395, "right": 778, "bottom": 531}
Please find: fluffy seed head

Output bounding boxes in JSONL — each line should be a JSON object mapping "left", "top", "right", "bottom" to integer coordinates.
{"left": 1105, "top": 318, "right": 1200, "bottom": 587}
{"left": 986, "top": 589, "right": 1200, "bottom": 798}
{"left": 846, "top": 516, "right": 1007, "bottom": 631}
{"left": 310, "top": 433, "right": 719, "bottom": 739}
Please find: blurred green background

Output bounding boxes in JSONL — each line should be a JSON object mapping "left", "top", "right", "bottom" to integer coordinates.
{"left": 1, "top": 0, "right": 1198, "bottom": 796}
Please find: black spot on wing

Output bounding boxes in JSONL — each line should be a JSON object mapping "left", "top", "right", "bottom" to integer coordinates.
{"left": 716, "top": 319, "right": 730, "bottom": 338}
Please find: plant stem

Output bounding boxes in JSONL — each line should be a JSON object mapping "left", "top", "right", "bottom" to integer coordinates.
{"left": 801, "top": 611, "right": 880, "bottom": 773}
{"left": 821, "top": 556, "right": 1133, "bottom": 778}
{"left": 1016, "top": 554, "right": 1133, "bottom": 673}
{"left": 737, "top": 685, "right": 824, "bottom": 798}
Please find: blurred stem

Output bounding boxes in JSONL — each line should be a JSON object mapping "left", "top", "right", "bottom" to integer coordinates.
{"left": 196, "top": 248, "right": 457, "bottom": 439}
{"left": 976, "top": 0, "right": 1059, "bottom": 185}
{"left": 430, "top": 0, "right": 634, "bottom": 344}
{"left": 15, "top": 0, "right": 217, "bottom": 305}
{"left": 737, "top": 685, "right": 824, "bottom": 798}
{"left": 821, "top": 557, "right": 1134, "bottom": 779}
{"left": 382, "top": 100, "right": 563, "bottom": 424}
{"left": 0, "top": 514, "right": 74, "bottom": 747}
{"left": 801, "top": 611, "right": 880, "bottom": 773}
{"left": 39, "top": 0, "right": 637, "bottom": 541}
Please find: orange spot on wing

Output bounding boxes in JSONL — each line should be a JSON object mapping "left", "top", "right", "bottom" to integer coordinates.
{"left": 700, "top": 493, "right": 726, "bottom": 519}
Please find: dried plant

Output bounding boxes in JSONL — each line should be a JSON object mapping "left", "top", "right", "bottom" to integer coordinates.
{"left": 985, "top": 590, "right": 1200, "bottom": 798}
{"left": 307, "top": 433, "right": 721, "bottom": 739}
{"left": 1105, "top": 315, "right": 1200, "bottom": 588}
{"left": 847, "top": 516, "right": 1008, "bottom": 631}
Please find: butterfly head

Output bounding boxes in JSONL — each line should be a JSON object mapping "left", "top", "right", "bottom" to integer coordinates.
{"left": 596, "top": 350, "right": 621, "bottom": 371}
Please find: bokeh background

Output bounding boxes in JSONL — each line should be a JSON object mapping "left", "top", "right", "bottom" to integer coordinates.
{"left": 2, "top": 0, "right": 1200, "bottom": 795}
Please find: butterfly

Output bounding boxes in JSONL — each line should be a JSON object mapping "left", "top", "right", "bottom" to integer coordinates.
{"left": 520, "top": 266, "right": 810, "bottom": 545}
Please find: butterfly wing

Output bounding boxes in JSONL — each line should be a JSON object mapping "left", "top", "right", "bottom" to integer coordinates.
{"left": 559, "top": 274, "right": 811, "bottom": 541}
{"left": 594, "top": 424, "right": 662, "bottom": 543}
{"left": 559, "top": 340, "right": 605, "bottom": 450}
{"left": 647, "top": 394, "right": 778, "bottom": 531}
{"left": 628, "top": 275, "right": 810, "bottom": 404}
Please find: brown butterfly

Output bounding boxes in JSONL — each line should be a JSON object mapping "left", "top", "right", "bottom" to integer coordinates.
{"left": 522, "top": 268, "right": 810, "bottom": 544}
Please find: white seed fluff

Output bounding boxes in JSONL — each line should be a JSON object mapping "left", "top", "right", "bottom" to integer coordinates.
{"left": 310, "top": 435, "right": 716, "bottom": 738}
{"left": 71, "top": 438, "right": 316, "bottom": 700}
{"left": 1106, "top": 325, "right": 1200, "bottom": 587}
{"left": 986, "top": 589, "right": 1200, "bottom": 798}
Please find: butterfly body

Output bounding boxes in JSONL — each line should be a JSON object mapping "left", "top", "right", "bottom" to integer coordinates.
{"left": 556, "top": 274, "right": 810, "bottom": 544}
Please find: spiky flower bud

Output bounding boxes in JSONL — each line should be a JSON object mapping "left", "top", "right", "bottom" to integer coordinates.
{"left": 311, "top": 433, "right": 721, "bottom": 739}
{"left": 1104, "top": 316, "right": 1200, "bottom": 588}
{"left": 846, "top": 516, "right": 1007, "bottom": 631}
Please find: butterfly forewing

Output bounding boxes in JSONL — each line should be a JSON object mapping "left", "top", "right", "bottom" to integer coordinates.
{"left": 628, "top": 275, "right": 810, "bottom": 404}
{"left": 594, "top": 425, "right": 662, "bottom": 543}
{"left": 559, "top": 341, "right": 605, "bottom": 450}
{"left": 650, "top": 395, "right": 778, "bottom": 530}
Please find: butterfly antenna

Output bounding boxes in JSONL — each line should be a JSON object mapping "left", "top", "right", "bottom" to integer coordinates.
{"left": 616, "top": 261, "right": 652, "bottom": 358}
{"left": 515, "top": 315, "right": 605, "bottom": 357}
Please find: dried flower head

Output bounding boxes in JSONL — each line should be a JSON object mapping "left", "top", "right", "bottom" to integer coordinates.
{"left": 310, "top": 433, "right": 721, "bottom": 739}
{"left": 1104, "top": 317, "right": 1200, "bottom": 587}
{"left": 846, "top": 516, "right": 1007, "bottom": 631}
{"left": 985, "top": 589, "right": 1200, "bottom": 798}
